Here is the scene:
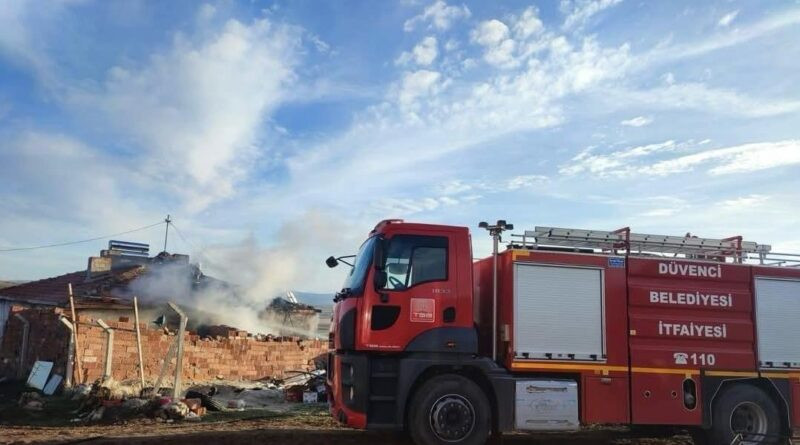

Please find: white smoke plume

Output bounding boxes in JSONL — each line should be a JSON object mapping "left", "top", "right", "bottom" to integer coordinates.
{"left": 129, "top": 210, "right": 366, "bottom": 336}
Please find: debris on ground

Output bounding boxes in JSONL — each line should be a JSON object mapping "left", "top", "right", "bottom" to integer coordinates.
{"left": 60, "top": 379, "right": 206, "bottom": 424}
{"left": 181, "top": 368, "right": 327, "bottom": 413}
{"left": 19, "top": 391, "right": 45, "bottom": 411}
{"left": 227, "top": 399, "right": 246, "bottom": 411}
{"left": 186, "top": 385, "right": 283, "bottom": 412}
{"left": 1, "top": 368, "right": 329, "bottom": 429}
{"left": 163, "top": 401, "right": 190, "bottom": 420}
{"left": 282, "top": 370, "right": 327, "bottom": 404}
{"left": 71, "top": 383, "right": 92, "bottom": 399}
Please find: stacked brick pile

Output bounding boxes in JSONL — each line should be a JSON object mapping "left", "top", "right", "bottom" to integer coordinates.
{"left": 0, "top": 305, "right": 329, "bottom": 384}
{"left": 75, "top": 314, "right": 329, "bottom": 383}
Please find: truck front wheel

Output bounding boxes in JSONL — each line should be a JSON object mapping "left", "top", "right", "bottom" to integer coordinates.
{"left": 707, "top": 383, "right": 785, "bottom": 444}
{"left": 408, "top": 374, "right": 491, "bottom": 445}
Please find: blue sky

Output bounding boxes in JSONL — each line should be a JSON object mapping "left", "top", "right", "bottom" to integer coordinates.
{"left": 1, "top": 0, "right": 799, "bottom": 295}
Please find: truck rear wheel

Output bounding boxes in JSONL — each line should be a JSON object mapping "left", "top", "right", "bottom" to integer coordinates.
{"left": 408, "top": 374, "right": 491, "bottom": 445}
{"left": 708, "top": 384, "right": 784, "bottom": 444}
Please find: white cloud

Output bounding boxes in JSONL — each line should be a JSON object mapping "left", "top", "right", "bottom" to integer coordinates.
{"left": 372, "top": 196, "right": 457, "bottom": 215}
{"left": 561, "top": 0, "right": 623, "bottom": 31}
{"left": 719, "top": 194, "right": 767, "bottom": 209}
{"left": 414, "top": 36, "right": 438, "bottom": 65}
{"left": 640, "top": 207, "right": 681, "bottom": 217}
{"left": 283, "top": 21, "right": 633, "bottom": 210}
{"left": 70, "top": 16, "right": 301, "bottom": 212}
{"left": 706, "top": 141, "right": 800, "bottom": 175}
{"left": 472, "top": 19, "right": 510, "bottom": 46}
{"left": 506, "top": 175, "right": 548, "bottom": 190}
{"left": 560, "top": 140, "right": 679, "bottom": 176}
{"left": 717, "top": 10, "right": 739, "bottom": 27}
{"left": 0, "top": 131, "right": 162, "bottom": 279}
{"left": 0, "top": 131, "right": 154, "bottom": 227}
{"left": 647, "top": 9, "right": 800, "bottom": 63}
{"left": 437, "top": 180, "right": 473, "bottom": 195}
{"left": 513, "top": 7, "right": 544, "bottom": 39}
{"left": 620, "top": 116, "right": 653, "bottom": 127}
{"left": 397, "top": 36, "right": 438, "bottom": 66}
{"left": 608, "top": 83, "right": 800, "bottom": 118}
{"left": 404, "top": 0, "right": 471, "bottom": 32}
{"left": 396, "top": 69, "right": 442, "bottom": 105}
{"left": 562, "top": 140, "right": 800, "bottom": 178}
{"left": 483, "top": 39, "right": 517, "bottom": 68}
{"left": 470, "top": 20, "right": 518, "bottom": 68}
{"left": 0, "top": 1, "right": 61, "bottom": 87}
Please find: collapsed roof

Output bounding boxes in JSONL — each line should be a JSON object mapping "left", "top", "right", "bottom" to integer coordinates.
{"left": 0, "top": 242, "right": 229, "bottom": 309}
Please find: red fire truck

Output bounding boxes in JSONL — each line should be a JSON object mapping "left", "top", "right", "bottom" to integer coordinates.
{"left": 325, "top": 219, "right": 800, "bottom": 444}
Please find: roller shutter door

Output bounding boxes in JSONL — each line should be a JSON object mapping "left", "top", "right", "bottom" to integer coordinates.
{"left": 513, "top": 263, "right": 604, "bottom": 360}
{"left": 755, "top": 277, "right": 800, "bottom": 368}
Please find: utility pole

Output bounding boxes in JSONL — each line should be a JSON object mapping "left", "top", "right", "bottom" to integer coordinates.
{"left": 478, "top": 219, "right": 514, "bottom": 362}
{"left": 163, "top": 214, "right": 171, "bottom": 252}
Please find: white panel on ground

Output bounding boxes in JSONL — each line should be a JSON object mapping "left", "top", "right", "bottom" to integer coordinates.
{"left": 514, "top": 263, "right": 604, "bottom": 359}
{"left": 26, "top": 361, "right": 54, "bottom": 390}
{"left": 755, "top": 277, "right": 800, "bottom": 368}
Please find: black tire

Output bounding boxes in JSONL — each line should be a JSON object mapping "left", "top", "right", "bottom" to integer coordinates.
{"left": 408, "top": 374, "right": 491, "bottom": 445}
{"left": 709, "top": 384, "right": 785, "bottom": 444}
{"left": 689, "top": 427, "right": 710, "bottom": 445}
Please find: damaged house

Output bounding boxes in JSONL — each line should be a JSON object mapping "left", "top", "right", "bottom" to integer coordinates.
{"left": 0, "top": 241, "right": 328, "bottom": 386}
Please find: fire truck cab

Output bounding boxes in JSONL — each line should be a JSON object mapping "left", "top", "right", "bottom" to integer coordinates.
{"left": 326, "top": 219, "right": 800, "bottom": 445}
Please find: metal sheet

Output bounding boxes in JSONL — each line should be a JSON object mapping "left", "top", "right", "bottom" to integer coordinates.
{"left": 43, "top": 374, "right": 63, "bottom": 395}
{"left": 513, "top": 263, "right": 603, "bottom": 359}
{"left": 755, "top": 277, "right": 800, "bottom": 368}
{"left": 26, "top": 361, "right": 53, "bottom": 390}
{"left": 514, "top": 380, "right": 579, "bottom": 430}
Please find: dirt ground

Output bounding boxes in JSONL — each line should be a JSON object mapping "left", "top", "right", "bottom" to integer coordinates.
{"left": 0, "top": 404, "right": 696, "bottom": 445}
{"left": 0, "top": 381, "right": 695, "bottom": 445}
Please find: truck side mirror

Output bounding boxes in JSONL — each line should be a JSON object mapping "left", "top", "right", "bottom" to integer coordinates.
{"left": 374, "top": 270, "right": 387, "bottom": 289}
{"left": 326, "top": 256, "right": 339, "bottom": 268}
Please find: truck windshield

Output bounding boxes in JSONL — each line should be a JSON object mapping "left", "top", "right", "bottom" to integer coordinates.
{"left": 340, "top": 236, "right": 376, "bottom": 297}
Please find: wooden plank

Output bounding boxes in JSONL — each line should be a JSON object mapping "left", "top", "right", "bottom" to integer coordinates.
{"left": 133, "top": 297, "right": 145, "bottom": 391}
{"left": 68, "top": 283, "right": 84, "bottom": 384}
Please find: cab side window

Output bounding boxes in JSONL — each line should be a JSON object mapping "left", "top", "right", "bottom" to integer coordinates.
{"left": 382, "top": 235, "right": 448, "bottom": 290}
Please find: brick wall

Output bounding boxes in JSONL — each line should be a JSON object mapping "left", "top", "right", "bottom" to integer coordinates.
{"left": 0, "top": 305, "right": 329, "bottom": 385}
{"left": 0, "top": 306, "right": 70, "bottom": 379}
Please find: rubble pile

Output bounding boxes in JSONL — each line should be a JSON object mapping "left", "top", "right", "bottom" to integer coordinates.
{"left": 3, "top": 365, "right": 329, "bottom": 426}
{"left": 18, "top": 391, "right": 44, "bottom": 411}
{"left": 184, "top": 368, "right": 328, "bottom": 413}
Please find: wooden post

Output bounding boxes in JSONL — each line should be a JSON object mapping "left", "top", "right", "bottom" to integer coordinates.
{"left": 133, "top": 297, "right": 145, "bottom": 390}
{"left": 68, "top": 284, "right": 84, "bottom": 384}
{"left": 167, "top": 302, "right": 187, "bottom": 399}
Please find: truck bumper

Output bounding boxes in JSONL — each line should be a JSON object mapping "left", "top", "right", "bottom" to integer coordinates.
{"left": 328, "top": 351, "right": 367, "bottom": 429}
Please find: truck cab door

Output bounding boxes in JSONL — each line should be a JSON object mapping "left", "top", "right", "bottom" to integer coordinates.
{"left": 358, "top": 232, "right": 462, "bottom": 352}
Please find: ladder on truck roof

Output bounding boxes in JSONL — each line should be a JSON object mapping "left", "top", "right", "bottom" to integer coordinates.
{"left": 511, "top": 226, "right": 800, "bottom": 266}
